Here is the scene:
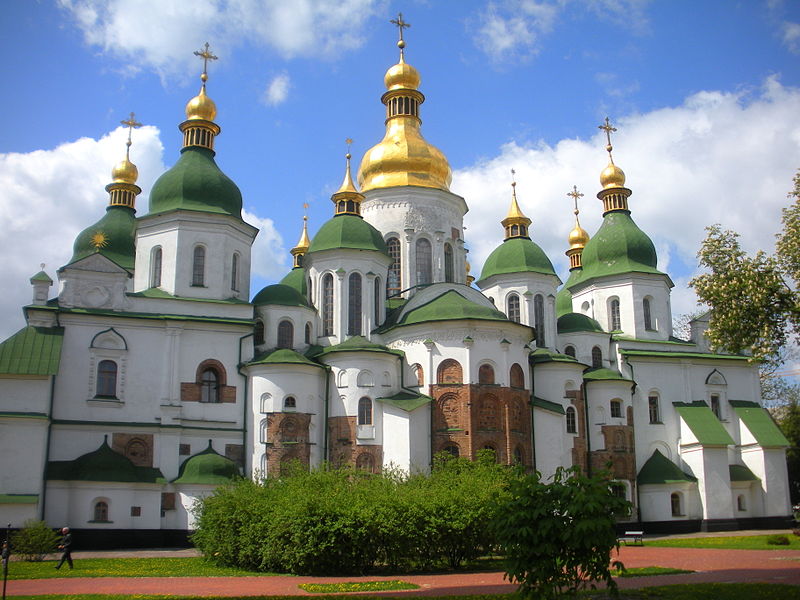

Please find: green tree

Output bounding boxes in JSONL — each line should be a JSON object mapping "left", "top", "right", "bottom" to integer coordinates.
{"left": 773, "top": 390, "right": 800, "bottom": 505}
{"left": 492, "top": 465, "right": 629, "bottom": 600}
{"left": 9, "top": 520, "right": 60, "bottom": 561}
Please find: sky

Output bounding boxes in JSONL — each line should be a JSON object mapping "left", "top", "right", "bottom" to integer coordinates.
{"left": 1, "top": 0, "right": 799, "bottom": 342}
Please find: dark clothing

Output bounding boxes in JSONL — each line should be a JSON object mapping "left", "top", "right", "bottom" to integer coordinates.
{"left": 55, "top": 532, "right": 72, "bottom": 569}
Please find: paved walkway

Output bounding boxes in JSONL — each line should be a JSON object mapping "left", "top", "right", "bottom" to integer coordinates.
{"left": 7, "top": 541, "right": 800, "bottom": 597}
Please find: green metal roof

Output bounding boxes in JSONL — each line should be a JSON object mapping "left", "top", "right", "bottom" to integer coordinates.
{"left": 252, "top": 283, "right": 311, "bottom": 307}
{"left": 248, "top": 348, "right": 324, "bottom": 369}
{"left": 307, "top": 214, "right": 388, "bottom": 254}
{"left": 30, "top": 271, "right": 53, "bottom": 283}
{"left": 130, "top": 287, "right": 250, "bottom": 304}
{"left": 0, "top": 326, "right": 63, "bottom": 376}
{"left": 555, "top": 269, "right": 580, "bottom": 317}
{"left": 583, "top": 367, "right": 633, "bottom": 383}
{"left": 477, "top": 237, "right": 558, "bottom": 283}
{"left": 311, "top": 335, "right": 402, "bottom": 358}
{"left": 637, "top": 449, "right": 697, "bottom": 485}
{"left": 377, "top": 390, "right": 432, "bottom": 412}
{"left": 620, "top": 349, "right": 749, "bottom": 361}
{"left": 27, "top": 303, "right": 252, "bottom": 326}
{"left": 394, "top": 289, "right": 509, "bottom": 327}
{"left": 69, "top": 205, "right": 137, "bottom": 270}
{"left": 673, "top": 402, "right": 734, "bottom": 446}
{"left": 279, "top": 267, "right": 308, "bottom": 296}
{"left": 732, "top": 404, "right": 789, "bottom": 447}
{"left": 47, "top": 437, "right": 165, "bottom": 483}
{"left": 173, "top": 441, "right": 240, "bottom": 484}
{"left": 0, "top": 494, "right": 38, "bottom": 504}
{"left": 148, "top": 146, "right": 243, "bottom": 218}
{"left": 729, "top": 464, "right": 760, "bottom": 482}
{"left": 530, "top": 348, "right": 583, "bottom": 366}
{"left": 557, "top": 312, "right": 604, "bottom": 334}
{"left": 532, "top": 396, "right": 565, "bottom": 415}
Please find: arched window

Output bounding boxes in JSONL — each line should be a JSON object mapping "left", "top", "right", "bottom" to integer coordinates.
{"left": 670, "top": 492, "right": 682, "bottom": 516}
{"left": 412, "top": 363, "right": 424, "bottom": 387}
{"left": 124, "top": 438, "right": 148, "bottom": 466}
{"left": 358, "top": 397, "right": 373, "bottom": 425}
{"left": 591, "top": 346, "right": 603, "bottom": 368}
{"left": 534, "top": 294, "right": 545, "bottom": 347}
{"left": 437, "top": 359, "right": 463, "bottom": 384}
{"left": 192, "top": 246, "right": 205, "bottom": 287}
{"left": 564, "top": 345, "right": 576, "bottom": 358}
{"left": 322, "top": 274, "right": 334, "bottom": 336}
{"left": 610, "top": 399, "right": 622, "bottom": 418}
{"left": 254, "top": 320, "right": 265, "bottom": 346}
{"left": 444, "top": 243, "right": 454, "bottom": 282}
{"left": 230, "top": 254, "right": 239, "bottom": 291}
{"left": 438, "top": 393, "right": 461, "bottom": 429}
{"left": 348, "top": 273, "right": 362, "bottom": 336}
{"left": 304, "top": 322, "right": 312, "bottom": 345}
{"left": 514, "top": 446, "right": 524, "bottom": 465}
{"left": 280, "top": 418, "right": 298, "bottom": 442}
{"left": 200, "top": 368, "right": 220, "bottom": 403}
{"left": 609, "top": 298, "right": 621, "bottom": 331}
{"left": 415, "top": 238, "right": 432, "bottom": 286}
{"left": 277, "top": 320, "right": 293, "bottom": 349}
{"left": 507, "top": 293, "right": 521, "bottom": 323}
{"left": 284, "top": 396, "right": 296, "bottom": 410}
{"left": 566, "top": 406, "right": 577, "bottom": 433}
{"left": 510, "top": 363, "right": 525, "bottom": 388}
{"left": 710, "top": 393, "right": 721, "bottom": 419}
{"left": 94, "top": 500, "right": 109, "bottom": 522}
{"left": 386, "top": 237, "right": 401, "bottom": 296}
{"left": 96, "top": 360, "right": 118, "bottom": 397}
{"left": 150, "top": 247, "right": 162, "bottom": 288}
{"left": 374, "top": 276, "right": 381, "bottom": 324}
{"left": 643, "top": 297, "right": 653, "bottom": 330}
{"left": 442, "top": 443, "right": 459, "bottom": 458}
{"left": 478, "top": 364, "right": 495, "bottom": 384}
{"left": 648, "top": 394, "right": 660, "bottom": 424}
{"left": 356, "top": 453, "right": 375, "bottom": 472}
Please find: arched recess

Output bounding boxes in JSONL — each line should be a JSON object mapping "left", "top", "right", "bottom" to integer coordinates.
{"left": 478, "top": 363, "right": 495, "bottom": 385}
{"left": 412, "top": 363, "right": 424, "bottom": 387}
{"left": 437, "top": 393, "right": 461, "bottom": 429}
{"left": 357, "top": 370, "right": 374, "bottom": 387}
{"left": 510, "top": 363, "right": 525, "bottom": 388}
{"left": 437, "top": 359, "right": 462, "bottom": 384}
{"left": 92, "top": 498, "right": 110, "bottom": 522}
{"left": 477, "top": 394, "right": 500, "bottom": 430}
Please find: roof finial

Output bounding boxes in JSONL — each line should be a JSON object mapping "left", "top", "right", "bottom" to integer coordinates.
{"left": 567, "top": 185, "right": 584, "bottom": 219}
{"left": 120, "top": 112, "right": 142, "bottom": 160}
{"left": 390, "top": 12, "right": 411, "bottom": 59}
{"left": 194, "top": 42, "right": 218, "bottom": 86}
{"left": 598, "top": 116, "right": 617, "bottom": 164}
{"left": 511, "top": 168, "right": 517, "bottom": 195}
{"left": 345, "top": 137, "right": 353, "bottom": 160}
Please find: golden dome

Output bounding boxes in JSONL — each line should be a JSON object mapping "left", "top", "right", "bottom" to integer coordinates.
{"left": 111, "top": 157, "right": 138, "bottom": 184}
{"left": 292, "top": 216, "right": 311, "bottom": 255}
{"left": 600, "top": 162, "right": 625, "bottom": 189}
{"left": 568, "top": 222, "right": 590, "bottom": 249}
{"left": 384, "top": 56, "right": 421, "bottom": 91}
{"left": 185, "top": 85, "right": 217, "bottom": 121}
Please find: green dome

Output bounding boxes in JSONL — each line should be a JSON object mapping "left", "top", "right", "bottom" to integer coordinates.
{"left": 70, "top": 206, "right": 136, "bottom": 270}
{"left": 556, "top": 269, "right": 581, "bottom": 317}
{"left": 279, "top": 267, "right": 308, "bottom": 296}
{"left": 307, "top": 214, "right": 387, "bottom": 254}
{"left": 477, "top": 237, "right": 556, "bottom": 284}
{"left": 173, "top": 441, "right": 240, "bottom": 484}
{"left": 577, "top": 211, "right": 662, "bottom": 284}
{"left": 148, "top": 146, "right": 242, "bottom": 218}
{"left": 557, "top": 312, "right": 604, "bottom": 334}
{"left": 252, "top": 283, "right": 310, "bottom": 307}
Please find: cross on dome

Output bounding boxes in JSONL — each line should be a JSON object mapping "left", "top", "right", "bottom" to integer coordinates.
{"left": 598, "top": 116, "right": 617, "bottom": 163}
{"left": 120, "top": 112, "right": 142, "bottom": 159}
{"left": 390, "top": 12, "right": 411, "bottom": 55}
{"left": 194, "top": 42, "right": 218, "bottom": 83}
{"left": 567, "top": 185, "right": 584, "bottom": 215}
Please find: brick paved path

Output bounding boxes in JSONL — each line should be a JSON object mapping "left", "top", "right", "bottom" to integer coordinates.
{"left": 6, "top": 546, "right": 800, "bottom": 597}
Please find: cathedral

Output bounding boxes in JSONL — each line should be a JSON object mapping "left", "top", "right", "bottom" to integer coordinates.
{"left": 0, "top": 32, "right": 792, "bottom": 546}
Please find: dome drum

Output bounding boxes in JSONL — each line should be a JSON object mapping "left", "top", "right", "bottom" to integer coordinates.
{"left": 180, "top": 119, "right": 220, "bottom": 151}
{"left": 598, "top": 187, "right": 631, "bottom": 214}
{"left": 106, "top": 182, "right": 141, "bottom": 209}
{"left": 382, "top": 89, "right": 424, "bottom": 121}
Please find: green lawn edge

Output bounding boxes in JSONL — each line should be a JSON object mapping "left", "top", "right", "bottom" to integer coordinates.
{"left": 644, "top": 534, "right": 800, "bottom": 551}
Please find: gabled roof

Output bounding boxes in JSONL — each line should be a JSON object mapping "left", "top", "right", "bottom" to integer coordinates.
{"left": 673, "top": 402, "right": 734, "bottom": 446}
{"left": 377, "top": 390, "right": 432, "bottom": 412}
{"left": 530, "top": 348, "right": 584, "bottom": 366}
{"left": 47, "top": 437, "right": 165, "bottom": 483}
{"left": 0, "top": 326, "right": 64, "bottom": 376}
{"left": 247, "top": 348, "right": 324, "bottom": 369}
{"left": 730, "top": 401, "right": 789, "bottom": 447}
{"left": 637, "top": 449, "right": 697, "bottom": 485}
{"left": 532, "top": 396, "right": 565, "bottom": 415}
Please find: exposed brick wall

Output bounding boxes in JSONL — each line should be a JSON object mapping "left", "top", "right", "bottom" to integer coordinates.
{"left": 112, "top": 433, "right": 153, "bottom": 467}
{"left": 327, "top": 416, "right": 382, "bottom": 473}
{"left": 180, "top": 358, "right": 236, "bottom": 403}
{"left": 264, "top": 413, "right": 312, "bottom": 477}
{"left": 566, "top": 389, "right": 589, "bottom": 474}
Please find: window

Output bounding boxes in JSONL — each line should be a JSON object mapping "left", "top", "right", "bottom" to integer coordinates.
{"left": 348, "top": 273, "right": 362, "bottom": 336}
{"left": 710, "top": 394, "right": 721, "bottom": 419}
{"left": 254, "top": 320, "right": 265, "bottom": 346}
{"left": 737, "top": 494, "right": 746, "bottom": 511}
{"left": 130, "top": 506, "right": 141, "bottom": 517}
{"left": 591, "top": 346, "right": 603, "bottom": 368}
{"left": 386, "top": 237, "right": 401, "bottom": 296}
{"left": 513, "top": 446, "right": 524, "bottom": 465}
{"left": 305, "top": 322, "right": 312, "bottom": 345}
{"left": 442, "top": 444, "right": 459, "bottom": 458}
{"left": 374, "top": 276, "right": 381, "bottom": 324}
{"left": 94, "top": 500, "right": 109, "bottom": 522}
{"left": 151, "top": 247, "right": 162, "bottom": 288}
{"left": 437, "top": 359, "right": 463, "bottom": 384}
{"left": 648, "top": 394, "right": 660, "bottom": 423}
{"left": 192, "top": 246, "right": 205, "bottom": 286}
{"left": 609, "top": 298, "right": 621, "bottom": 331}
{"left": 566, "top": 406, "right": 577, "bottom": 433}
{"left": 510, "top": 363, "right": 525, "bottom": 388}
{"left": 444, "top": 243, "right": 454, "bottom": 282}
{"left": 412, "top": 363, "right": 424, "bottom": 387}
{"left": 671, "top": 492, "right": 682, "bottom": 516}
{"left": 277, "top": 320, "right": 293, "bottom": 349}
{"left": 322, "top": 274, "right": 334, "bottom": 336}
{"left": 643, "top": 297, "right": 653, "bottom": 330}
{"left": 564, "top": 345, "right": 576, "bottom": 358}
{"left": 415, "top": 238, "right": 432, "bottom": 286}
{"left": 358, "top": 397, "right": 373, "bottom": 425}
{"left": 231, "top": 254, "right": 239, "bottom": 291}
{"left": 610, "top": 399, "right": 622, "bottom": 418}
{"left": 200, "top": 368, "right": 220, "bottom": 403}
{"left": 534, "top": 294, "right": 545, "bottom": 346}
{"left": 284, "top": 396, "right": 296, "bottom": 410}
{"left": 507, "top": 293, "right": 520, "bottom": 323}
{"left": 96, "top": 360, "right": 118, "bottom": 397}
{"left": 478, "top": 364, "right": 495, "bottom": 384}
{"left": 356, "top": 453, "right": 375, "bottom": 472}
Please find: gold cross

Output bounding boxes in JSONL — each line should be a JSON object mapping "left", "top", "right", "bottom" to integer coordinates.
{"left": 598, "top": 116, "right": 617, "bottom": 161}
{"left": 302, "top": 202, "right": 309, "bottom": 222}
{"left": 391, "top": 13, "right": 411, "bottom": 42}
{"left": 510, "top": 168, "right": 517, "bottom": 190}
{"left": 120, "top": 112, "right": 142, "bottom": 158}
{"left": 567, "top": 185, "right": 584, "bottom": 215}
{"left": 345, "top": 137, "right": 353, "bottom": 160}
{"left": 194, "top": 42, "right": 218, "bottom": 80}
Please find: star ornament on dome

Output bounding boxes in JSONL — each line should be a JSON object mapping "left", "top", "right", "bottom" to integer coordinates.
{"left": 91, "top": 231, "right": 109, "bottom": 250}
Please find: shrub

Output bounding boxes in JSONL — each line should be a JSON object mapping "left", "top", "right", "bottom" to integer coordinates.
{"left": 9, "top": 520, "right": 60, "bottom": 561}
{"left": 766, "top": 534, "right": 791, "bottom": 545}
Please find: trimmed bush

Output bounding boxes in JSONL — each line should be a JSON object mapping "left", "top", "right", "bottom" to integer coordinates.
{"left": 9, "top": 520, "right": 60, "bottom": 561}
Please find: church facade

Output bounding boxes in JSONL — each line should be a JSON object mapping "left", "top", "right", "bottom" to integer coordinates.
{"left": 0, "top": 38, "right": 792, "bottom": 545}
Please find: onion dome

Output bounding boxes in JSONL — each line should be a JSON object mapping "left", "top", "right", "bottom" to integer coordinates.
{"left": 172, "top": 440, "right": 240, "bottom": 485}
{"left": 252, "top": 283, "right": 311, "bottom": 308}
{"left": 185, "top": 85, "right": 217, "bottom": 122}
{"left": 290, "top": 215, "right": 311, "bottom": 267}
{"left": 111, "top": 157, "right": 138, "bottom": 184}
{"left": 566, "top": 185, "right": 589, "bottom": 270}
{"left": 357, "top": 18, "right": 452, "bottom": 192}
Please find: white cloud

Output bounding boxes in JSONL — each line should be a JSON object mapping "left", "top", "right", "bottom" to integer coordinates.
{"left": 782, "top": 21, "right": 800, "bottom": 54}
{"left": 58, "top": 0, "right": 384, "bottom": 78}
{"left": 0, "top": 126, "right": 165, "bottom": 339}
{"left": 262, "top": 72, "right": 291, "bottom": 106}
{"left": 244, "top": 209, "right": 289, "bottom": 281}
{"left": 456, "top": 76, "right": 800, "bottom": 320}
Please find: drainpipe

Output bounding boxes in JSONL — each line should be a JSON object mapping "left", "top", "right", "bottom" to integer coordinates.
{"left": 622, "top": 354, "right": 641, "bottom": 523}
{"left": 583, "top": 381, "right": 592, "bottom": 478}
{"left": 323, "top": 365, "right": 331, "bottom": 464}
{"left": 528, "top": 348, "right": 536, "bottom": 470}
{"left": 237, "top": 332, "right": 253, "bottom": 477}
{"left": 40, "top": 312, "right": 62, "bottom": 521}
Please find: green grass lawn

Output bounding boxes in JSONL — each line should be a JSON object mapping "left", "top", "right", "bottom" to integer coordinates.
{"left": 298, "top": 580, "right": 419, "bottom": 593}
{"left": 612, "top": 566, "right": 694, "bottom": 578}
{"left": 645, "top": 533, "right": 800, "bottom": 551}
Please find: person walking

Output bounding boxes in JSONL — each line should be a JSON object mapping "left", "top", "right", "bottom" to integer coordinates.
{"left": 54, "top": 527, "right": 72, "bottom": 570}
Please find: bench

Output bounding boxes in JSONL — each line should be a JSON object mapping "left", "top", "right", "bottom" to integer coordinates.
{"left": 618, "top": 531, "right": 644, "bottom": 546}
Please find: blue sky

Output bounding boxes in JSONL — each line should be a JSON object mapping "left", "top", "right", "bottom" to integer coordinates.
{"left": 1, "top": 0, "right": 799, "bottom": 340}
